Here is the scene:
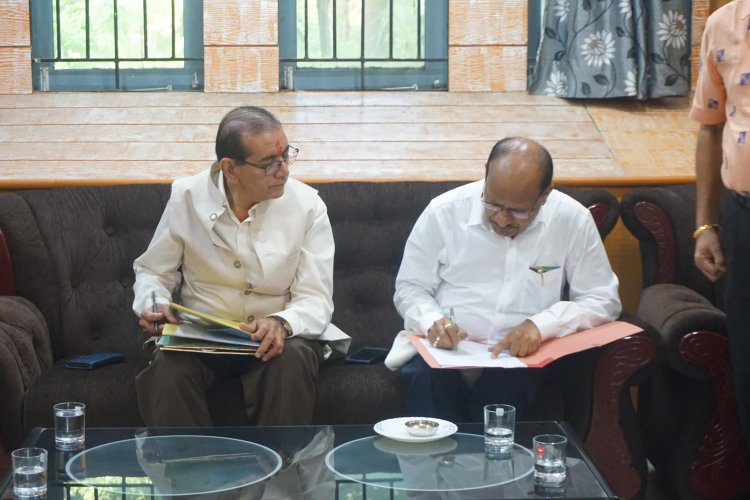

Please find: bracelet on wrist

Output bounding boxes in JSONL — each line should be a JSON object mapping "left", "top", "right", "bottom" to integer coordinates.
{"left": 693, "top": 223, "right": 721, "bottom": 239}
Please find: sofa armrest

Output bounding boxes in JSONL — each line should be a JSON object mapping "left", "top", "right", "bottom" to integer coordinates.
{"left": 0, "top": 226, "right": 15, "bottom": 296}
{"left": 0, "top": 435, "right": 9, "bottom": 484}
{"left": 637, "top": 283, "right": 726, "bottom": 378}
{"left": 582, "top": 315, "right": 659, "bottom": 500}
{"left": 637, "top": 284, "right": 750, "bottom": 497}
{"left": 678, "top": 331, "right": 750, "bottom": 498}
{"left": 0, "top": 296, "right": 53, "bottom": 449}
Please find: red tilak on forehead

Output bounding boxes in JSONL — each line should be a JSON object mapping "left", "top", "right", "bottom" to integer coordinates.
{"left": 275, "top": 142, "right": 282, "bottom": 155}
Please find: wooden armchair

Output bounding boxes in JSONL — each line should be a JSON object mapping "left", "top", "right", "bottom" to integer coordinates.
{"left": 620, "top": 184, "right": 750, "bottom": 499}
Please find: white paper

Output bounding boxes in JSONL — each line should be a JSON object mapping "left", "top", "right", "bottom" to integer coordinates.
{"left": 417, "top": 338, "right": 527, "bottom": 368}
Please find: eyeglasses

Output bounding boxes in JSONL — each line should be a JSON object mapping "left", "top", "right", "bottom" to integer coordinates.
{"left": 234, "top": 145, "right": 299, "bottom": 176}
{"left": 481, "top": 192, "right": 539, "bottom": 220}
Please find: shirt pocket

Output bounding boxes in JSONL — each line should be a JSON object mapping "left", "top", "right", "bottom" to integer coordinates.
{"left": 520, "top": 264, "right": 564, "bottom": 314}
{"left": 259, "top": 249, "right": 301, "bottom": 290}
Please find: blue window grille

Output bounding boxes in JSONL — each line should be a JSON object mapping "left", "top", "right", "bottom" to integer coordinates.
{"left": 30, "top": 0, "right": 204, "bottom": 91}
{"left": 279, "top": 0, "right": 448, "bottom": 91}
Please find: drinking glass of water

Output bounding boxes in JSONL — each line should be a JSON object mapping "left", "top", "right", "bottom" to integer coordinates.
{"left": 12, "top": 447, "right": 47, "bottom": 498}
{"left": 483, "top": 404, "right": 515, "bottom": 458}
{"left": 533, "top": 433, "right": 567, "bottom": 487}
{"left": 54, "top": 401, "right": 86, "bottom": 450}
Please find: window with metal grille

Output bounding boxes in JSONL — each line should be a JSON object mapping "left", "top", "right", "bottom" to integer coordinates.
{"left": 30, "top": 0, "right": 204, "bottom": 91}
{"left": 279, "top": 0, "right": 448, "bottom": 91}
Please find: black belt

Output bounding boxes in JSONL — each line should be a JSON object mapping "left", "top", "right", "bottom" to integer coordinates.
{"left": 732, "top": 190, "right": 750, "bottom": 208}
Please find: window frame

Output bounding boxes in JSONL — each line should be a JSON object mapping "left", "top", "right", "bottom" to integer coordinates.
{"left": 30, "top": 0, "right": 204, "bottom": 92}
{"left": 278, "top": 0, "right": 448, "bottom": 91}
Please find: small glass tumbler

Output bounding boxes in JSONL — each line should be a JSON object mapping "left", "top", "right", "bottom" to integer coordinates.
{"left": 12, "top": 447, "right": 47, "bottom": 498}
{"left": 533, "top": 433, "right": 567, "bottom": 487}
{"left": 483, "top": 404, "right": 516, "bottom": 458}
{"left": 54, "top": 401, "right": 86, "bottom": 450}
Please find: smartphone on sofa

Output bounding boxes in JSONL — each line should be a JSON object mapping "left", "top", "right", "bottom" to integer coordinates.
{"left": 344, "top": 347, "right": 388, "bottom": 365}
{"left": 65, "top": 353, "right": 125, "bottom": 370}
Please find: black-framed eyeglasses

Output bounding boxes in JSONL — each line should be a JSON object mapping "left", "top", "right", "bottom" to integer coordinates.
{"left": 233, "top": 145, "right": 299, "bottom": 176}
{"left": 481, "top": 191, "right": 539, "bottom": 220}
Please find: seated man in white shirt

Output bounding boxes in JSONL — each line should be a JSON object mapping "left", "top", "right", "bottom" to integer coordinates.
{"left": 385, "top": 137, "right": 621, "bottom": 422}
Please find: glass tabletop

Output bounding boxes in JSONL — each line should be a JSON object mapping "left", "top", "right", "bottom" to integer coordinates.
{"left": 326, "top": 433, "right": 534, "bottom": 491}
{"left": 1, "top": 422, "right": 616, "bottom": 499}
{"left": 65, "top": 434, "right": 281, "bottom": 496}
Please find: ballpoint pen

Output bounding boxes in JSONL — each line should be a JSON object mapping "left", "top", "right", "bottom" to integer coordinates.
{"left": 151, "top": 291, "right": 158, "bottom": 335}
{"left": 449, "top": 307, "right": 458, "bottom": 352}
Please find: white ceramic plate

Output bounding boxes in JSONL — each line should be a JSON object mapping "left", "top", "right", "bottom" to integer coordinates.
{"left": 373, "top": 417, "right": 458, "bottom": 443}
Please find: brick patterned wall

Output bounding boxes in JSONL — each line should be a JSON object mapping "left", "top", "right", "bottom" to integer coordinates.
{"left": 0, "top": 1, "right": 714, "bottom": 95}
{"left": 0, "top": 0, "right": 31, "bottom": 94}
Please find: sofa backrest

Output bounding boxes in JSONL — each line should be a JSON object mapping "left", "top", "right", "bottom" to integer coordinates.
{"left": 0, "top": 185, "right": 171, "bottom": 358}
{"left": 0, "top": 181, "right": 619, "bottom": 359}
{"left": 311, "top": 181, "right": 464, "bottom": 353}
{"left": 620, "top": 184, "right": 724, "bottom": 306}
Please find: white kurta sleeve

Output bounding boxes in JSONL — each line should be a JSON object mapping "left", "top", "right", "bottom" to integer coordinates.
{"left": 393, "top": 204, "right": 447, "bottom": 335}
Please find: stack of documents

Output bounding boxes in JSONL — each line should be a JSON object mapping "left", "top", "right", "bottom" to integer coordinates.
{"left": 157, "top": 303, "right": 260, "bottom": 355}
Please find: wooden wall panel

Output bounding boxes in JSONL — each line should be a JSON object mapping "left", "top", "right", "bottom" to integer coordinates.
{"left": 692, "top": 0, "right": 711, "bottom": 89}
{"left": 0, "top": 47, "right": 31, "bottom": 94}
{"left": 449, "top": 46, "right": 527, "bottom": 92}
{"left": 203, "top": 1, "right": 279, "bottom": 93}
{"left": 205, "top": 46, "right": 279, "bottom": 92}
{"left": 0, "top": 0, "right": 30, "bottom": 46}
{"left": 449, "top": 0, "right": 527, "bottom": 46}
{"left": 448, "top": 0, "right": 526, "bottom": 92}
{"left": 204, "top": 1, "right": 278, "bottom": 46}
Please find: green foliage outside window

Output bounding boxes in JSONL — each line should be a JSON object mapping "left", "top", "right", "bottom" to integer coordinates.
{"left": 297, "top": 0, "right": 426, "bottom": 69}
{"left": 53, "top": 0, "right": 185, "bottom": 69}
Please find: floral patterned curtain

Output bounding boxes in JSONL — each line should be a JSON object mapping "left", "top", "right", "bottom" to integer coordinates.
{"left": 528, "top": 0, "right": 691, "bottom": 99}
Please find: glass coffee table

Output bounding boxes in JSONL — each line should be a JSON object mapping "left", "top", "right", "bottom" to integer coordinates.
{"left": 0, "top": 421, "right": 615, "bottom": 499}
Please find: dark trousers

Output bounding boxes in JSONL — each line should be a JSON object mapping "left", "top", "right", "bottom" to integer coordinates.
{"left": 722, "top": 194, "right": 750, "bottom": 451}
{"left": 136, "top": 337, "right": 323, "bottom": 427}
{"left": 400, "top": 355, "right": 542, "bottom": 422}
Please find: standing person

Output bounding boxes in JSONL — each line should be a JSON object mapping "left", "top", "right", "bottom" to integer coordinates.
{"left": 385, "top": 137, "right": 621, "bottom": 422}
{"left": 691, "top": 0, "right": 750, "bottom": 451}
{"left": 133, "top": 106, "right": 348, "bottom": 427}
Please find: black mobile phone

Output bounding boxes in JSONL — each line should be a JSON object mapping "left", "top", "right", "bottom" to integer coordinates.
{"left": 65, "top": 353, "right": 125, "bottom": 370}
{"left": 344, "top": 347, "right": 388, "bottom": 365}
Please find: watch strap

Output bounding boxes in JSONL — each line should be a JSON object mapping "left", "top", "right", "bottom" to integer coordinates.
{"left": 268, "top": 315, "right": 293, "bottom": 338}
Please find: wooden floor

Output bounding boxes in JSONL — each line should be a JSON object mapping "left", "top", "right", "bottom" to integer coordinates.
{"left": 0, "top": 91, "right": 696, "bottom": 189}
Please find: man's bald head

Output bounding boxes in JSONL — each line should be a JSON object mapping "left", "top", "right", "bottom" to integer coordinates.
{"left": 484, "top": 137, "right": 553, "bottom": 195}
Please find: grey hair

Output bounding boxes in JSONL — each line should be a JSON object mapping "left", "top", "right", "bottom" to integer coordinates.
{"left": 215, "top": 106, "right": 282, "bottom": 161}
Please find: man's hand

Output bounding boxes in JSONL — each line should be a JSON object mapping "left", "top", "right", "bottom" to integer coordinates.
{"left": 694, "top": 230, "right": 726, "bottom": 282}
{"left": 427, "top": 316, "right": 467, "bottom": 350}
{"left": 241, "top": 318, "right": 287, "bottom": 362}
{"left": 138, "top": 304, "right": 178, "bottom": 335}
{"left": 489, "top": 320, "right": 542, "bottom": 358}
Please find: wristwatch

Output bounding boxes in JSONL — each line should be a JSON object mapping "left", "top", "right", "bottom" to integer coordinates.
{"left": 268, "top": 316, "right": 293, "bottom": 338}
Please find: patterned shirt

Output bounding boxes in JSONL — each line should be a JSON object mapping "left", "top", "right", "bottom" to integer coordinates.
{"left": 690, "top": 0, "right": 750, "bottom": 191}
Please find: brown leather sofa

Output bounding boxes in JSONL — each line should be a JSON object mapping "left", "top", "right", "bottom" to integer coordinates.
{"left": 621, "top": 184, "right": 750, "bottom": 499}
{"left": 0, "top": 181, "right": 658, "bottom": 497}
